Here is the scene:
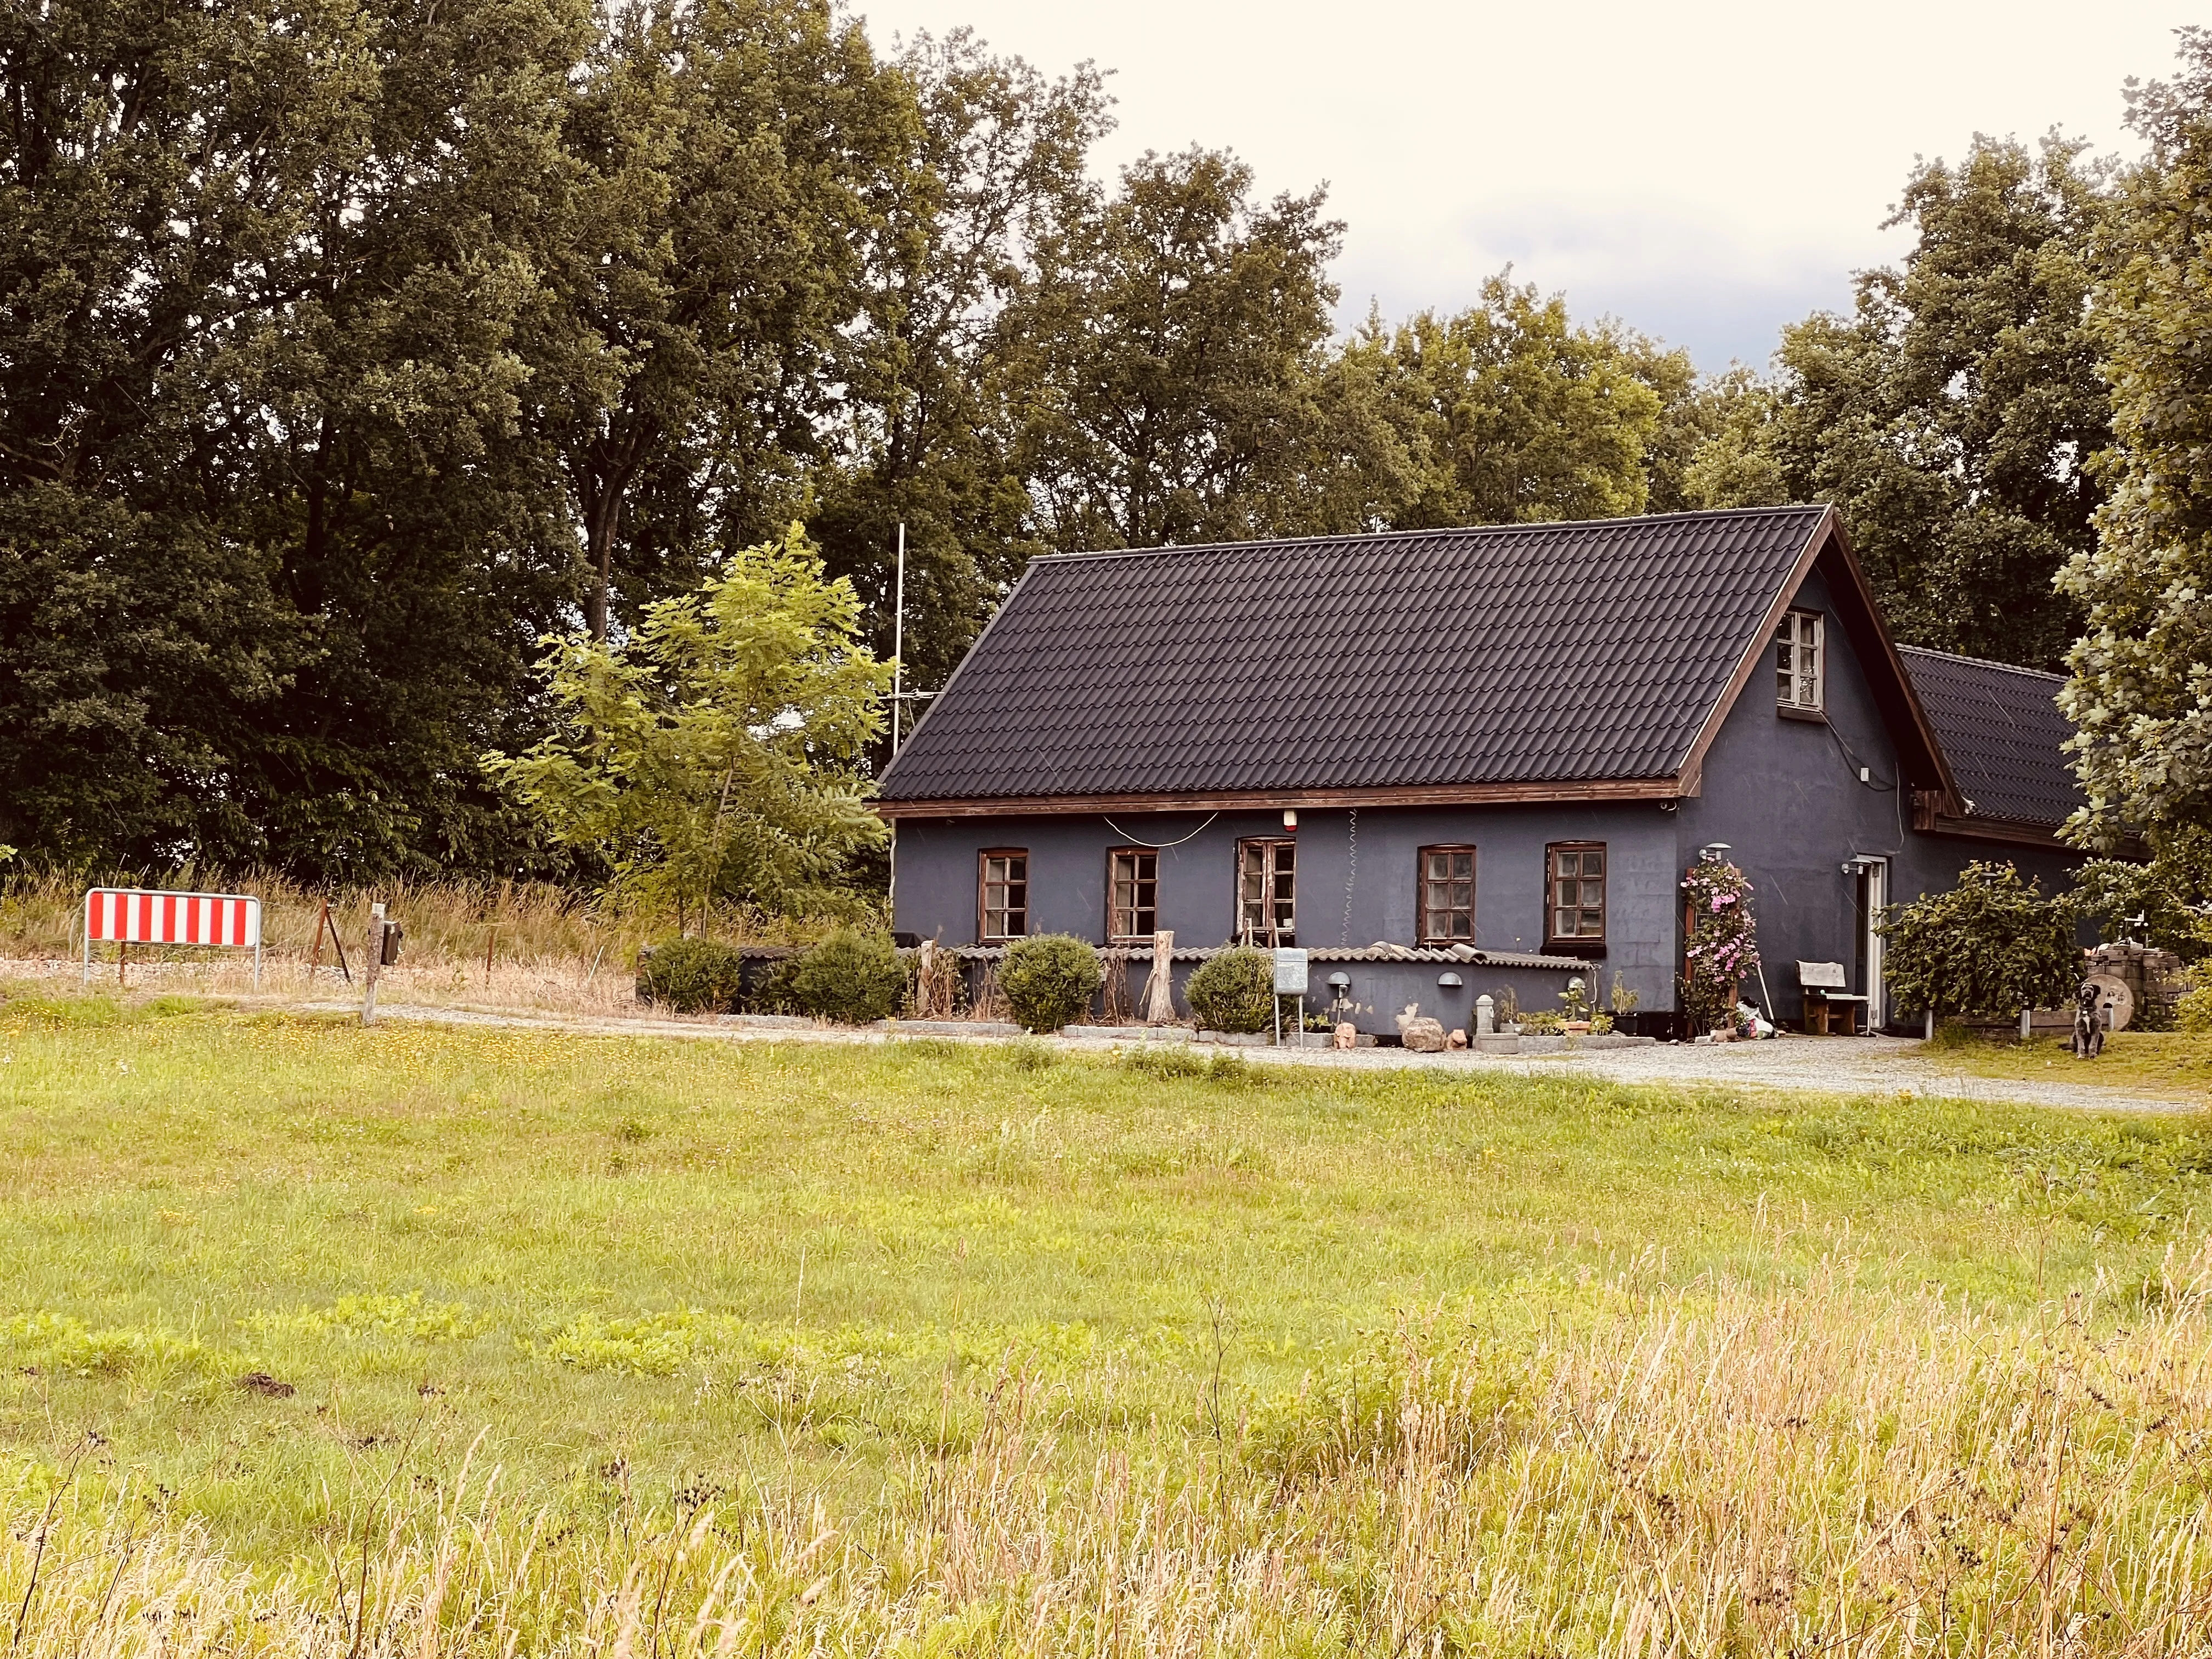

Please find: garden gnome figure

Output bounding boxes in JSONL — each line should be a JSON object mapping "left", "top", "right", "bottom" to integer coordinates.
{"left": 1333, "top": 1022, "right": 1356, "bottom": 1050}
{"left": 1475, "top": 994, "right": 1494, "bottom": 1037}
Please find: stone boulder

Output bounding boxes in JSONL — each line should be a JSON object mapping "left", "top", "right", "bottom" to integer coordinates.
{"left": 1400, "top": 1017, "right": 1448, "bottom": 1052}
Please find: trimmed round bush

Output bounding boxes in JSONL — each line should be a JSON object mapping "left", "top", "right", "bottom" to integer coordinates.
{"left": 998, "top": 934, "right": 1103, "bottom": 1032}
{"left": 776, "top": 927, "right": 907, "bottom": 1024}
{"left": 1186, "top": 946, "right": 1274, "bottom": 1033}
{"left": 636, "top": 936, "right": 748, "bottom": 1013}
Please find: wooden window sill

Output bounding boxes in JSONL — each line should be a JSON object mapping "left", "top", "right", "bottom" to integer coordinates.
{"left": 1776, "top": 705, "right": 1829, "bottom": 724}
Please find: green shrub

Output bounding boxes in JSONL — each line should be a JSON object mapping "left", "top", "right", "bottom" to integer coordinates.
{"left": 1187, "top": 947, "right": 1274, "bottom": 1033}
{"left": 2175, "top": 985, "right": 2212, "bottom": 1034}
{"left": 1519, "top": 1009, "right": 1565, "bottom": 1035}
{"left": 997, "top": 934, "right": 1102, "bottom": 1032}
{"left": 1880, "top": 862, "right": 2080, "bottom": 1020}
{"left": 775, "top": 928, "right": 907, "bottom": 1024}
{"left": 637, "top": 937, "right": 749, "bottom": 1013}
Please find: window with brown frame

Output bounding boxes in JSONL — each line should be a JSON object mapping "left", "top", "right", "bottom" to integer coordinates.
{"left": 979, "top": 849, "right": 1029, "bottom": 941}
{"left": 1418, "top": 845, "right": 1476, "bottom": 943}
{"left": 1108, "top": 847, "right": 1159, "bottom": 941}
{"left": 1236, "top": 839, "right": 1296, "bottom": 946}
{"left": 1546, "top": 843, "right": 1606, "bottom": 947}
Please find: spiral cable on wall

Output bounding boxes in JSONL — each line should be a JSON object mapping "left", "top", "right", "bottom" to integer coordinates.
{"left": 1341, "top": 806, "right": 1358, "bottom": 946}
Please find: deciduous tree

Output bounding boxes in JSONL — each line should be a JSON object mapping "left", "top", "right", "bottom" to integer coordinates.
{"left": 484, "top": 526, "right": 889, "bottom": 926}
{"left": 1700, "top": 135, "right": 2110, "bottom": 668}
{"left": 2059, "top": 30, "right": 2212, "bottom": 864}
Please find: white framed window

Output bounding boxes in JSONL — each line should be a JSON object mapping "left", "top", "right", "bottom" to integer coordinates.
{"left": 1776, "top": 610, "right": 1824, "bottom": 712}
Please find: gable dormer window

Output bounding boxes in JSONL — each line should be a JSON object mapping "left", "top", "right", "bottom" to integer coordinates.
{"left": 1776, "top": 610, "right": 1824, "bottom": 713}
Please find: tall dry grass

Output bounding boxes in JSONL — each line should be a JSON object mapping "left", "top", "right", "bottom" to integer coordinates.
{"left": 0, "top": 866, "right": 822, "bottom": 1018}
{"left": 7, "top": 1248, "right": 2212, "bottom": 1656}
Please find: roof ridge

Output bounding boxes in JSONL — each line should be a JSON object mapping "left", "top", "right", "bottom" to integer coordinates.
{"left": 1027, "top": 504, "right": 1829, "bottom": 566}
{"left": 1896, "top": 643, "right": 2068, "bottom": 685}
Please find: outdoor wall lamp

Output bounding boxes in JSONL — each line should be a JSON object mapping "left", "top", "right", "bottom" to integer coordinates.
{"left": 1698, "top": 842, "right": 1732, "bottom": 862}
{"left": 1326, "top": 972, "right": 1351, "bottom": 991}
{"left": 1436, "top": 972, "right": 1463, "bottom": 989}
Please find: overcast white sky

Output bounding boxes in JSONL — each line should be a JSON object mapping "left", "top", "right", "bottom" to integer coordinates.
{"left": 854, "top": 1, "right": 2192, "bottom": 371}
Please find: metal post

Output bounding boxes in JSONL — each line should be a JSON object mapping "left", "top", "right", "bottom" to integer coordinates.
{"left": 253, "top": 938, "right": 261, "bottom": 991}
{"left": 362, "top": 902, "right": 385, "bottom": 1026}
{"left": 890, "top": 522, "right": 906, "bottom": 755}
{"left": 119, "top": 938, "right": 126, "bottom": 988}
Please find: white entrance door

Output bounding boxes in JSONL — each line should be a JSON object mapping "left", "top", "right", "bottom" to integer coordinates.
{"left": 1860, "top": 859, "right": 1888, "bottom": 1031}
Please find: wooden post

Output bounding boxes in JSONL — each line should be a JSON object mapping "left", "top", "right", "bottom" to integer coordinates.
{"left": 118, "top": 938, "right": 126, "bottom": 988}
{"left": 1141, "top": 930, "right": 1176, "bottom": 1024}
{"left": 484, "top": 926, "right": 496, "bottom": 979}
{"left": 915, "top": 938, "right": 936, "bottom": 1019}
{"left": 362, "top": 902, "right": 386, "bottom": 1026}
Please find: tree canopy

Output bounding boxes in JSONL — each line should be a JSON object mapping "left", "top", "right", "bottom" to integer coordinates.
{"left": 8, "top": 5, "right": 2212, "bottom": 902}
{"left": 1688, "top": 134, "right": 2111, "bottom": 669}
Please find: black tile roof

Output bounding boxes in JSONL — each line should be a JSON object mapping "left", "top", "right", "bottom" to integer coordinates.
{"left": 880, "top": 506, "right": 1833, "bottom": 803}
{"left": 1897, "top": 646, "right": 2083, "bottom": 828}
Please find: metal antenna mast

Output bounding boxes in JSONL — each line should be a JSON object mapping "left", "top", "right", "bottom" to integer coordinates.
{"left": 890, "top": 522, "right": 905, "bottom": 754}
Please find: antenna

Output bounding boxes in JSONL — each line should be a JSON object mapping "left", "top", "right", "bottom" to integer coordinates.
{"left": 890, "top": 522, "right": 905, "bottom": 754}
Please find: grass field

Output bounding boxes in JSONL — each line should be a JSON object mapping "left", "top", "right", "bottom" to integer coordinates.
{"left": 1929, "top": 1026, "right": 2212, "bottom": 1103}
{"left": 4, "top": 991, "right": 2212, "bottom": 1654}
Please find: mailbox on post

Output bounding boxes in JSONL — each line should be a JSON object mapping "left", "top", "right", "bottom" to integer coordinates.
{"left": 1272, "top": 948, "right": 1309, "bottom": 1046}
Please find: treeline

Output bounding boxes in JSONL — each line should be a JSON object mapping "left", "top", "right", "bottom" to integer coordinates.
{"left": 0, "top": 2, "right": 2201, "bottom": 887}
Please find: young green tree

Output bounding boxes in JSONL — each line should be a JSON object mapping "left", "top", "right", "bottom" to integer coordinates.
{"left": 484, "top": 527, "right": 889, "bottom": 928}
{"left": 2059, "top": 30, "right": 2212, "bottom": 867}
{"left": 1702, "top": 135, "right": 2110, "bottom": 668}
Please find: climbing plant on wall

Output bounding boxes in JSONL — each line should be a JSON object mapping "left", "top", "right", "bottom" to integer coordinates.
{"left": 1680, "top": 859, "right": 1760, "bottom": 1036}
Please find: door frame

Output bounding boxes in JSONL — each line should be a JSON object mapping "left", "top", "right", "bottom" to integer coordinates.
{"left": 1856, "top": 857, "right": 1888, "bottom": 1031}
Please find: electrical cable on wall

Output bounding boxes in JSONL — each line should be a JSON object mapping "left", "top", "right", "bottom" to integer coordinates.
{"left": 1101, "top": 812, "right": 1218, "bottom": 849}
{"left": 1826, "top": 721, "right": 1895, "bottom": 791}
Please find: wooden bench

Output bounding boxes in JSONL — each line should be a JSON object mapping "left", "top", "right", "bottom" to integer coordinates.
{"left": 1798, "top": 961, "right": 1870, "bottom": 1035}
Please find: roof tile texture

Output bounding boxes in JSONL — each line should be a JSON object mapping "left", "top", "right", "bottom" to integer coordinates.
{"left": 881, "top": 507, "right": 1830, "bottom": 802}
{"left": 1897, "top": 646, "right": 2083, "bottom": 828}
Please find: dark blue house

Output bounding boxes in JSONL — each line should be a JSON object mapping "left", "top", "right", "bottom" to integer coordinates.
{"left": 876, "top": 506, "right": 2084, "bottom": 1036}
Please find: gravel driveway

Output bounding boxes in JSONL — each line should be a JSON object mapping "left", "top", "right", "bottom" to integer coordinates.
{"left": 261, "top": 996, "right": 2204, "bottom": 1115}
{"left": 1222, "top": 1029, "right": 2204, "bottom": 1113}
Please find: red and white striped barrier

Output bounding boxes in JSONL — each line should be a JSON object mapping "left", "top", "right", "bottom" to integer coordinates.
{"left": 82, "top": 888, "right": 262, "bottom": 986}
